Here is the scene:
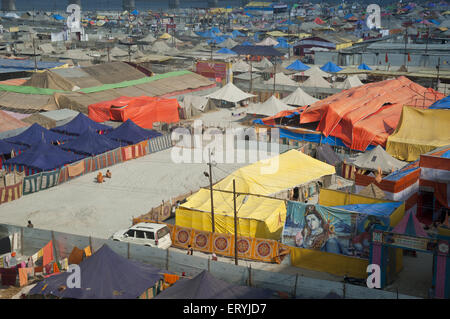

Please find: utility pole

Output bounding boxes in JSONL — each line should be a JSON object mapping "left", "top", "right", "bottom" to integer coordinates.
{"left": 249, "top": 56, "right": 253, "bottom": 92}
{"left": 208, "top": 152, "right": 215, "bottom": 233}
{"left": 436, "top": 57, "right": 440, "bottom": 91}
{"left": 32, "top": 37, "right": 37, "bottom": 72}
{"left": 273, "top": 57, "right": 277, "bottom": 93}
{"left": 404, "top": 27, "right": 408, "bottom": 67}
{"left": 233, "top": 179, "right": 238, "bottom": 266}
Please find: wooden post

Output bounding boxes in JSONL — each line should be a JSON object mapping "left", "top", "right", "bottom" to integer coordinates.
{"left": 51, "top": 231, "right": 60, "bottom": 264}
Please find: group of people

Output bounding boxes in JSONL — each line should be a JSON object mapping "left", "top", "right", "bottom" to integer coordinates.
{"left": 97, "top": 170, "right": 112, "bottom": 183}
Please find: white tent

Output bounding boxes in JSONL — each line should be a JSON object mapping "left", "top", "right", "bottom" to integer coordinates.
{"left": 301, "top": 72, "right": 332, "bottom": 88}
{"left": 264, "top": 73, "right": 298, "bottom": 86}
{"left": 217, "top": 38, "right": 238, "bottom": 49}
{"left": 232, "top": 60, "right": 261, "bottom": 73}
{"left": 256, "top": 37, "right": 279, "bottom": 46}
{"left": 281, "top": 87, "right": 319, "bottom": 106}
{"left": 206, "top": 82, "right": 256, "bottom": 103}
{"left": 335, "top": 75, "right": 363, "bottom": 89}
{"left": 139, "top": 33, "right": 156, "bottom": 43}
{"left": 253, "top": 57, "right": 273, "bottom": 69}
{"left": 352, "top": 145, "right": 407, "bottom": 174}
{"left": 300, "top": 65, "right": 329, "bottom": 78}
{"left": 245, "top": 95, "right": 296, "bottom": 116}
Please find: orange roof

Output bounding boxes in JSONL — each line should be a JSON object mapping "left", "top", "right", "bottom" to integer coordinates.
{"left": 0, "top": 110, "right": 29, "bottom": 133}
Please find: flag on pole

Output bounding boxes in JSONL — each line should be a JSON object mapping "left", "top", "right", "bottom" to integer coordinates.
{"left": 385, "top": 53, "right": 388, "bottom": 63}
{"left": 408, "top": 53, "right": 411, "bottom": 62}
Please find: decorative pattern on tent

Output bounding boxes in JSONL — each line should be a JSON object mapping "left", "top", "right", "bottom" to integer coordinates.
{"left": 166, "top": 224, "right": 290, "bottom": 263}
{"left": 0, "top": 180, "right": 22, "bottom": 205}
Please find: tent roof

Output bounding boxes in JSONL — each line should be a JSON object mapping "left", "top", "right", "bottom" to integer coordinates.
{"left": 392, "top": 211, "right": 429, "bottom": 238}
{"left": 336, "top": 75, "right": 363, "bottom": 89}
{"left": 154, "top": 270, "right": 274, "bottom": 299}
{"left": 23, "top": 70, "right": 77, "bottom": 91}
{"left": 256, "top": 37, "right": 279, "bottom": 46}
{"left": 52, "top": 113, "right": 112, "bottom": 136}
{"left": 281, "top": 87, "right": 319, "bottom": 106}
{"left": 206, "top": 82, "right": 256, "bottom": 103}
{"left": 352, "top": 145, "right": 407, "bottom": 173}
{"left": 5, "top": 123, "right": 72, "bottom": 146}
{"left": 0, "top": 110, "right": 29, "bottom": 133}
{"left": 301, "top": 72, "right": 332, "bottom": 88}
{"left": 0, "top": 139, "right": 27, "bottom": 155}
{"left": 301, "top": 77, "right": 444, "bottom": 151}
{"left": 106, "top": 119, "right": 162, "bottom": 145}
{"left": 231, "top": 45, "right": 284, "bottom": 57}
{"left": 60, "top": 129, "right": 122, "bottom": 156}
{"left": 358, "top": 183, "right": 386, "bottom": 199}
{"left": 286, "top": 60, "right": 310, "bottom": 72}
{"left": 332, "top": 202, "right": 402, "bottom": 217}
{"left": 29, "top": 245, "right": 163, "bottom": 299}
{"left": 429, "top": 95, "right": 450, "bottom": 109}
{"left": 316, "top": 144, "right": 342, "bottom": 166}
{"left": 5, "top": 140, "right": 84, "bottom": 171}
{"left": 358, "top": 63, "right": 372, "bottom": 70}
{"left": 264, "top": 73, "right": 298, "bottom": 86}
{"left": 300, "top": 65, "right": 329, "bottom": 78}
{"left": 245, "top": 95, "right": 296, "bottom": 117}
{"left": 320, "top": 61, "right": 343, "bottom": 73}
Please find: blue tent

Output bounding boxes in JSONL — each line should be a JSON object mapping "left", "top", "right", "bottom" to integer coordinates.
{"left": 358, "top": 63, "right": 372, "bottom": 70}
{"left": 52, "top": 14, "right": 65, "bottom": 21}
{"left": 429, "top": 19, "right": 440, "bottom": 25}
{"left": 241, "top": 41, "right": 252, "bottom": 46}
{"left": 154, "top": 270, "right": 274, "bottom": 299}
{"left": 60, "top": 129, "right": 122, "bottom": 156}
{"left": 0, "top": 140, "right": 27, "bottom": 156}
{"left": 211, "top": 27, "right": 221, "bottom": 34}
{"left": 429, "top": 96, "right": 450, "bottom": 109}
{"left": 345, "top": 13, "right": 354, "bottom": 19}
{"left": 29, "top": 245, "right": 163, "bottom": 299}
{"left": 131, "top": 9, "right": 139, "bottom": 15}
{"left": 5, "top": 140, "right": 84, "bottom": 172}
{"left": 232, "top": 30, "right": 245, "bottom": 37}
{"left": 106, "top": 119, "right": 162, "bottom": 145}
{"left": 51, "top": 113, "right": 112, "bottom": 136}
{"left": 199, "top": 30, "right": 216, "bottom": 38}
{"left": 320, "top": 61, "right": 343, "bottom": 73}
{"left": 216, "top": 47, "right": 237, "bottom": 54}
{"left": 5, "top": 123, "right": 72, "bottom": 147}
{"left": 275, "top": 41, "right": 292, "bottom": 49}
{"left": 207, "top": 36, "right": 225, "bottom": 44}
{"left": 286, "top": 60, "right": 310, "bottom": 71}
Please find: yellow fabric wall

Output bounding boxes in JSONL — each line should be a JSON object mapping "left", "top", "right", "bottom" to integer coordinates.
{"left": 290, "top": 247, "right": 369, "bottom": 278}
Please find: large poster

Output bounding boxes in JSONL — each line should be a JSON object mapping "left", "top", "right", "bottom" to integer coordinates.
{"left": 283, "top": 202, "right": 390, "bottom": 259}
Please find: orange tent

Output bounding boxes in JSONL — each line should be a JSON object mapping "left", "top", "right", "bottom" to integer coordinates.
{"left": 88, "top": 96, "right": 180, "bottom": 129}
{"left": 299, "top": 76, "right": 444, "bottom": 151}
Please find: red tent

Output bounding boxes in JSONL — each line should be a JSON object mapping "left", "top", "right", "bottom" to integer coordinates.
{"left": 88, "top": 96, "right": 180, "bottom": 129}
{"left": 314, "top": 17, "right": 325, "bottom": 25}
{"left": 299, "top": 76, "right": 444, "bottom": 151}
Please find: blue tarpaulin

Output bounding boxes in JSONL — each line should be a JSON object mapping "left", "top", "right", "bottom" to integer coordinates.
{"left": 241, "top": 41, "right": 253, "bottom": 46}
{"left": 211, "top": 27, "right": 221, "bottom": 34}
{"left": 5, "top": 140, "right": 84, "bottom": 172}
{"left": 131, "top": 9, "right": 139, "bottom": 15}
{"left": 232, "top": 30, "right": 245, "bottom": 37}
{"left": 60, "top": 129, "right": 122, "bottom": 156}
{"left": 52, "top": 14, "right": 65, "bottom": 21}
{"left": 320, "top": 61, "right": 343, "bottom": 73}
{"left": 332, "top": 202, "right": 402, "bottom": 217}
{"left": 358, "top": 63, "right": 372, "bottom": 70}
{"left": 216, "top": 47, "right": 237, "bottom": 54}
{"left": 106, "top": 119, "right": 162, "bottom": 145}
{"left": 429, "top": 96, "right": 450, "bottom": 109}
{"left": 51, "top": 113, "right": 112, "bottom": 136}
{"left": 154, "top": 270, "right": 274, "bottom": 299}
{"left": 29, "top": 245, "right": 163, "bottom": 299}
{"left": 286, "top": 60, "right": 310, "bottom": 71}
{"left": 5, "top": 123, "right": 72, "bottom": 147}
{"left": 0, "top": 58, "right": 66, "bottom": 74}
{"left": 0, "top": 139, "right": 27, "bottom": 155}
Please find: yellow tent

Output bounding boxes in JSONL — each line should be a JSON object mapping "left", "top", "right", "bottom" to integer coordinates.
{"left": 176, "top": 150, "right": 336, "bottom": 240}
{"left": 386, "top": 106, "right": 450, "bottom": 162}
{"left": 267, "top": 31, "right": 289, "bottom": 37}
{"left": 159, "top": 33, "right": 172, "bottom": 39}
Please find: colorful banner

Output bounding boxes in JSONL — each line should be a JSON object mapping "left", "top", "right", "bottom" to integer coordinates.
{"left": 68, "top": 161, "right": 85, "bottom": 177}
{"left": 283, "top": 202, "right": 390, "bottom": 259}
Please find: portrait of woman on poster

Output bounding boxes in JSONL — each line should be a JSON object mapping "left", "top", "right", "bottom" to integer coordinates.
{"left": 295, "top": 205, "right": 343, "bottom": 254}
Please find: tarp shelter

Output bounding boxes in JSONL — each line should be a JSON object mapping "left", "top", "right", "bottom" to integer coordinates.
{"left": 52, "top": 14, "right": 65, "bottom": 21}
{"left": 232, "top": 30, "right": 245, "bottom": 37}
{"left": 245, "top": 95, "right": 296, "bottom": 117}
{"left": 176, "top": 150, "right": 335, "bottom": 239}
{"left": 429, "top": 96, "right": 450, "bottom": 109}
{"left": 5, "top": 140, "right": 84, "bottom": 173}
{"left": 231, "top": 45, "right": 284, "bottom": 58}
{"left": 321, "top": 62, "right": 343, "bottom": 73}
{"left": 23, "top": 71, "right": 77, "bottom": 91}
{"left": 52, "top": 113, "right": 112, "bottom": 136}
{"left": 106, "top": 119, "right": 162, "bottom": 145}
{"left": 60, "top": 129, "right": 122, "bottom": 156}
{"left": 352, "top": 145, "right": 407, "bottom": 174}
{"left": 358, "top": 63, "right": 372, "bottom": 71}
{"left": 256, "top": 37, "right": 279, "bottom": 46}
{"left": 286, "top": 60, "right": 310, "bottom": 72}
{"left": 154, "top": 270, "right": 274, "bottom": 299}
{"left": 386, "top": 106, "right": 450, "bottom": 161}
{"left": 281, "top": 87, "right": 319, "bottom": 106}
{"left": 0, "top": 139, "right": 26, "bottom": 156}
{"left": 5, "top": 123, "right": 72, "bottom": 147}
{"left": 29, "top": 245, "right": 163, "bottom": 299}
{"left": 0, "top": 110, "right": 29, "bottom": 133}
{"left": 206, "top": 82, "right": 256, "bottom": 104}
{"left": 216, "top": 48, "right": 237, "bottom": 54}
{"left": 336, "top": 75, "right": 363, "bottom": 89}
{"left": 300, "top": 77, "right": 444, "bottom": 152}
{"left": 88, "top": 96, "right": 181, "bottom": 129}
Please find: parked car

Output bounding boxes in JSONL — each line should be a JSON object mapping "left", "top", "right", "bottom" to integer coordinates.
{"left": 111, "top": 222, "right": 172, "bottom": 249}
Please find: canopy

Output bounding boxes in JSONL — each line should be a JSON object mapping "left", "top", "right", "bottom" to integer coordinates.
{"left": 286, "top": 60, "right": 310, "bottom": 72}
{"left": 245, "top": 96, "right": 296, "bottom": 117}
{"left": 5, "top": 123, "right": 72, "bottom": 147}
{"left": 320, "top": 62, "right": 343, "bottom": 73}
{"left": 52, "top": 113, "right": 112, "bottom": 136}
{"left": 154, "top": 270, "right": 274, "bottom": 299}
{"left": 386, "top": 106, "right": 450, "bottom": 161}
{"left": 352, "top": 145, "right": 407, "bottom": 174}
{"left": 176, "top": 150, "right": 335, "bottom": 239}
{"left": 29, "top": 245, "right": 163, "bottom": 299}
{"left": 358, "top": 63, "right": 372, "bottom": 70}
{"left": 60, "top": 129, "right": 122, "bottom": 156}
{"left": 281, "top": 87, "right": 319, "bottom": 106}
{"left": 106, "top": 119, "right": 162, "bottom": 145}
{"left": 88, "top": 96, "right": 180, "bottom": 129}
{"left": 0, "top": 140, "right": 27, "bottom": 156}
{"left": 301, "top": 77, "right": 444, "bottom": 151}
{"left": 206, "top": 82, "right": 256, "bottom": 103}
{"left": 429, "top": 96, "right": 450, "bottom": 109}
{"left": 5, "top": 140, "right": 84, "bottom": 172}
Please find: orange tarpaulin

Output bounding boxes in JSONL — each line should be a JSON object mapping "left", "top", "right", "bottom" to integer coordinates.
{"left": 88, "top": 96, "right": 180, "bottom": 129}
{"left": 299, "top": 76, "right": 444, "bottom": 151}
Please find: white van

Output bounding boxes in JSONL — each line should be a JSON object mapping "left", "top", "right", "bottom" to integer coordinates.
{"left": 112, "top": 223, "right": 172, "bottom": 249}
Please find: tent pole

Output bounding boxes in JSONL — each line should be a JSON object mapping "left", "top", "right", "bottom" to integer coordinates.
{"left": 233, "top": 179, "right": 238, "bottom": 266}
